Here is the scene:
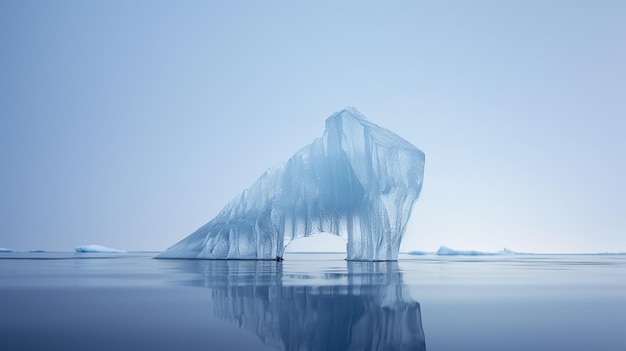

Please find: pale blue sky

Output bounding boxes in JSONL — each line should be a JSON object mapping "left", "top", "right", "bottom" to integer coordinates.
{"left": 1, "top": 1, "right": 624, "bottom": 253}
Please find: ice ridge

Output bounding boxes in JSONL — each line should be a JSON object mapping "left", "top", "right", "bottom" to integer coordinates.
{"left": 158, "top": 107, "right": 425, "bottom": 261}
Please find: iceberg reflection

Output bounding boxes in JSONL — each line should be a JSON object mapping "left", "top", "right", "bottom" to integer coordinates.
{"left": 171, "top": 259, "right": 426, "bottom": 351}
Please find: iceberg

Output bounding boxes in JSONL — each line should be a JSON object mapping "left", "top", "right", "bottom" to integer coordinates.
{"left": 74, "top": 244, "right": 126, "bottom": 253}
{"left": 436, "top": 246, "right": 493, "bottom": 256}
{"left": 407, "top": 246, "right": 523, "bottom": 256}
{"left": 0, "top": 248, "right": 14, "bottom": 252}
{"left": 159, "top": 107, "right": 425, "bottom": 261}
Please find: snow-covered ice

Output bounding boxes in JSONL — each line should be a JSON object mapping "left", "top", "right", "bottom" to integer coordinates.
{"left": 159, "top": 107, "right": 425, "bottom": 261}
{"left": 75, "top": 245, "right": 126, "bottom": 253}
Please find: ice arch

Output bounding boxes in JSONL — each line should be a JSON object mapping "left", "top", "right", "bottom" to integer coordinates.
{"left": 284, "top": 232, "right": 348, "bottom": 254}
{"left": 158, "top": 107, "right": 425, "bottom": 261}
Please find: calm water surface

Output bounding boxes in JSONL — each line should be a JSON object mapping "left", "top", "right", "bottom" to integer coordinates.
{"left": 0, "top": 252, "right": 625, "bottom": 350}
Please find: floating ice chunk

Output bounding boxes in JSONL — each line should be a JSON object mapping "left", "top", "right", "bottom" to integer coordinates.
{"left": 159, "top": 107, "right": 425, "bottom": 261}
{"left": 75, "top": 244, "right": 126, "bottom": 253}
{"left": 0, "top": 248, "right": 14, "bottom": 252}
{"left": 430, "top": 246, "right": 521, "bottom": 256}
{"left": 436, "top": 246, "right": 492, "bottom": 256}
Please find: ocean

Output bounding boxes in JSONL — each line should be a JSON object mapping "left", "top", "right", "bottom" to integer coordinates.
{"left": 1, "top": 252, "right": 625, "bottom": 350}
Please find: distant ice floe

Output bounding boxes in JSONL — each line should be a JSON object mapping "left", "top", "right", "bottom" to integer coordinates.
{"left": 408, "top": 246, "right": 522, "bottom": 256}
{"left": 74, "top": 245, "right": 126, "bottom": 253}
{"left": 408, "top": 247, "right": 626, "bottom": 256}
{"left": 436, "top": 246, "right": 519, "bottom": 256}
{"left": 0, "top": 247, "right": 15, "bottom": 252}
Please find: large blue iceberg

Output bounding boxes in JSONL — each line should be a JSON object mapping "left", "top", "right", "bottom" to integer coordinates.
{"left": 159, "top": 107, "right": 425, "bottom": 261}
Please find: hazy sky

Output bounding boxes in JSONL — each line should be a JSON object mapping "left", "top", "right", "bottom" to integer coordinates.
{"left": 1, "top": 1, "right": 624, "bottom": 253}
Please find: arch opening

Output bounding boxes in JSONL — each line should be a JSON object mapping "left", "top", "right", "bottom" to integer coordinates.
{"left": 283, "top": 232, "right": 347, "bottom": 258}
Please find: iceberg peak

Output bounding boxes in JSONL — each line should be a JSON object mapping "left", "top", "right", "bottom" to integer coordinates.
{"left": 159, "top": 108, "right": 425, "bottom": 261}
{"left": 328, "top": 106, "right": 368, "bottom": 121}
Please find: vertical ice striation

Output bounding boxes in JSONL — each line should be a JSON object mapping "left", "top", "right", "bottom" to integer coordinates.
{"left": 158, "top": 107, "right": 425, "bottom": 261}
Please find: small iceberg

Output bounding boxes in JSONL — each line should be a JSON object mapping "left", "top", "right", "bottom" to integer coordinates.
{"left": 0, "top": 247, "right": 14, "bottom": 252}
{"left": 74, "top": 245, "right": 126, "bottom": 253}
{"left": 436, "top": 246, "right": 495, "bottom": 256}
{"left": 436, "top": 246, "right": 521, "bottom": 256}
{"left": 408, "top": 246, "right": 523, "bottom": 256}
{"left": 28, "top": 249, "right": 46, "bottom": 253}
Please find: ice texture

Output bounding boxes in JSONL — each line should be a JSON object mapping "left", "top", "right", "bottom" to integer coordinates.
{"left": 159, "top": 107, "right": 425, "bottom": 261}
{"left": 75, "top": 244, "right": 126, "bottom": 253}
